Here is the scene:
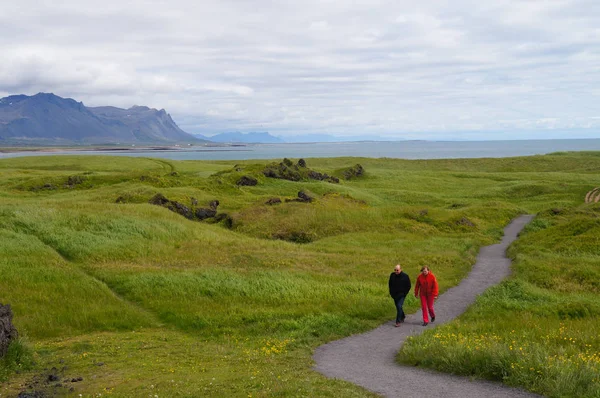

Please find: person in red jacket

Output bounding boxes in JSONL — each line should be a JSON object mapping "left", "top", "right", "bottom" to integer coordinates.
{"left": 414, "top": 266, "right": 439, "bottom": 326}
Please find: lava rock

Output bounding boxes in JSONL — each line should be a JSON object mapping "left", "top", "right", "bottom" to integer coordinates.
{"left": 265, "top": 197, "right": 282, "bottom": 205}
{"left": 236, "top": 176, "right": 258, "bottom": 186}
{"left": 0, "top": 303, "right": 18, "bottom": 358}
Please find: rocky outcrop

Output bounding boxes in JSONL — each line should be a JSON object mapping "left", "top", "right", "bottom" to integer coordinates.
{"left": 263, "top": 161, "right": 302, "bottom": 181}
{"left": 262, "top": 158, "right": 339, "bottom": 183}
{"left": 0, "top": 303, "right": 18, "bottom": 358}
{"left": 237, "top": 176, "right": 258, "bottom": 186}
{"left": 307, "top": 170, "right": 339, "bottom": 183}
{"left": 195, "top": 208, "right": 217, "bottom": 220}
{"left": 285, "top": 191, "right": 315, "bottom": 203}
{"left": 341, "top": 164, "right": 365, "bottom": 180}
{"left": 148, "top": 194, "right": 231, "bottom": 227}
{"left": 265, "top": 197, "right": 282, "bottom": 205}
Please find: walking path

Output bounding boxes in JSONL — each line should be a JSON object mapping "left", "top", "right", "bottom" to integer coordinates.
{"left": 314, "top": 215, "right": 540, "bottom": 398}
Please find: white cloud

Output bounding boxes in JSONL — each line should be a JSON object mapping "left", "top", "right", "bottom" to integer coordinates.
{"left": 1, "top": 0, "right": 599, "bottom": 139}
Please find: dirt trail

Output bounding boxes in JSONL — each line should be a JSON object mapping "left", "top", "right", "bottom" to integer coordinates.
{"left": 314, "top": 215, "right": 541, "bottom": 398}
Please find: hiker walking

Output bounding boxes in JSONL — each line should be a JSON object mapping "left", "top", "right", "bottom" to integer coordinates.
{"left": 414, "top": 266, "right": 438, "bottom": 326}
{"left": 388, "top": 264, "right": 411, "bottom": 327}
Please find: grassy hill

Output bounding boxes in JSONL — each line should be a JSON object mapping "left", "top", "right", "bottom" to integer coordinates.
{"left": 0, "top": 153, "right": 599, "bottom": 397}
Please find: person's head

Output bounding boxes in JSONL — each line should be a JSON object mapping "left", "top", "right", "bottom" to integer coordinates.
{"left": 394, "top": 264, "right": 402, "bottom": 274}
{"left": 420, "top": 266, "right": 430, "bottom": 276}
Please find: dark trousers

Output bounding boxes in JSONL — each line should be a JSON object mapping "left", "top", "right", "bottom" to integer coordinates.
{"left": 393, "top": 295, "right": 406, "bottom": 323}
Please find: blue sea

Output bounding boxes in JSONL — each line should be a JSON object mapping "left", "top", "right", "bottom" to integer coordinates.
{"left": 1, "top": 138, "right": 600, "bottom": 161}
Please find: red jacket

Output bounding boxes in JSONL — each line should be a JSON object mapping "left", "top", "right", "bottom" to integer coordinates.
{"left": 414, "top": 272, "right": 439, "bottom": 297}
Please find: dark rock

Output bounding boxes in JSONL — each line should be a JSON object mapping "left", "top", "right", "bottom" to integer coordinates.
{"left": 265, "top": 197, "right": 282, "bottom": 205}
{"left": 263, "top": 168, "right": 278, "bottom": 178}
{"left": 282, "top": 158, "right": 293, "bottom": 167}
{"left": 150, "top": 193, "right": 224, "bottom": 222}
{"left": 195, "top": 208, "right": 217, "bottom": 220}
{"left": 115, "top": 196, "right": 126, "bottom": 203}
{"left": 95, "top": 362, "right": 105, "bottom": 366}
{"left": 148, "top": 193, "right": 170, "bottom": 206}
{"left": 150, "top": 194, "right": 193, "bottom": 219}
{"left": 169, "top": 171, "right": 179, "bottom": 177}
{"left": 327, "top": 176, "right": 340, "bottom": 183}
{"left": 262, "top": 162, "right": 301, "bottom": 181}
{"left": 236, "top": 175, "right": 258, "bottom": 186}
{"left": 307, "top": 170, "right": 325, "bottom": 180}
{"left": 342, "top": 164, "right": 365, "bottom": 180}
{"left": 0, "top": 303, "right": 18, "bottom": 358}
{"left": 190, "top": 197, "right": 198, "bottom": 206}
{"left": 551, "top": 208, "right": 563, "bottom": 215}
{"left": 168, "top": 202, "right": 194, "bottom": 219}
{"left": 297, "top": 191, "right": 314, "bottom": 202}
{"left": 297, "top": 158, "right": 306, "bottom": 168}
{"left": 47, "top": 374, "right": 59, "bottom": 382}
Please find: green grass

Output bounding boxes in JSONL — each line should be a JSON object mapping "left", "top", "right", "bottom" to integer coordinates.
{"left": 397, "top": 206, "right": 600, "bottom": 398}
{"left": 0, "top": 153, "right": 599, "bottom": 397}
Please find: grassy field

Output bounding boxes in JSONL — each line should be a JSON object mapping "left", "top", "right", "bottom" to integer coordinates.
{"left": 0, "top": 153, "right": 598, "bottom": 397}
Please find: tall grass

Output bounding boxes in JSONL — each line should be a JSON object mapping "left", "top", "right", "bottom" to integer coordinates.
{"left": 398, "top": 206, "right": 600, "bottom": 398}
{"left": 0, "top": 152, "right": 599, "bottom": 396}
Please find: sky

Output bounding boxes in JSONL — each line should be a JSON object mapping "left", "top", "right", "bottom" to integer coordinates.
{"left": 1, "top": 0, "right": 599, "bottom": 140}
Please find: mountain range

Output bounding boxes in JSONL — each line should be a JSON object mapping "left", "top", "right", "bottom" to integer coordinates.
{"left": 0, "top": 92, "right": 403, "bottom": 146}
{"left": 0, "top": 93, "right": 204, "bottom": 145}
{"left": 194, "top": 131, "right": 285, "bottom": 143}
{"left": 195, "top": 132, "right": 399, "bottom": 143}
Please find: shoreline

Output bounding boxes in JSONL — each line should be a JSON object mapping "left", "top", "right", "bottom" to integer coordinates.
{"left": 0, "top": 144, "right": 247, "bottom": 153}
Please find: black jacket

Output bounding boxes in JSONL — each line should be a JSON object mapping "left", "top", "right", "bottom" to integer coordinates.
{"left": 389, "top": 272, "right": 411, "bottom": 299}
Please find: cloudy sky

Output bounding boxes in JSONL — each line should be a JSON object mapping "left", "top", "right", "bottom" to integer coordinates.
{"left": 1, "top": 0, "right": 599, "bottom": 140}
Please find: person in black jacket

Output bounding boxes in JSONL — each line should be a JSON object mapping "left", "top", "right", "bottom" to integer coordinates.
{"left": 389, "top": 264, "right": 411, "bottom": 327}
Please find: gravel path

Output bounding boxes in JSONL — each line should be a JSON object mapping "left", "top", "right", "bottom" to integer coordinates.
{"left": 313, "top": 215, "right": 541, "bottom": 398}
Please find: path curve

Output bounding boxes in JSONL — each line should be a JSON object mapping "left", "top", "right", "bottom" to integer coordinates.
{"left": 314, "top": 215, "right": 540, "bottom": 398}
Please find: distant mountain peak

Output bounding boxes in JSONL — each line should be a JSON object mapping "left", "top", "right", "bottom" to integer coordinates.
{"left": 207, "top": 131, "right": 284, "bottom": 143}
{"left": 130, "top": 105, "right": 151, "bottom": 111}
{"left": 0, "top": 93, "right": 206, "bottom": 145}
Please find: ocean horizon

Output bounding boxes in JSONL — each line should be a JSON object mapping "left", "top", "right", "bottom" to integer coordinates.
{"left": 1, "top": 138, "right": 600, "bottom": 161}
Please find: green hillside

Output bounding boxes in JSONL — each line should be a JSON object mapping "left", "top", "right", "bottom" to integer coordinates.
{"left": 0, "top": 153, "right": 599, "bottom": 397}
